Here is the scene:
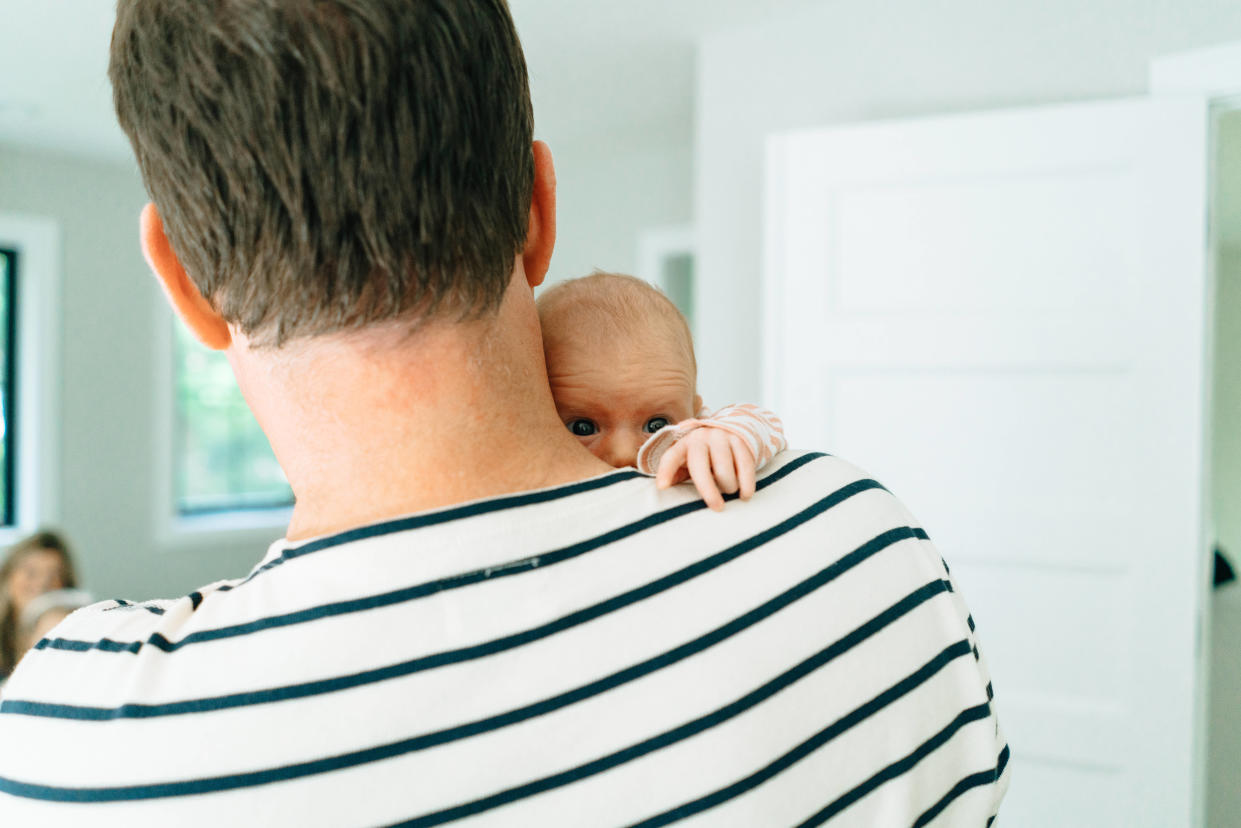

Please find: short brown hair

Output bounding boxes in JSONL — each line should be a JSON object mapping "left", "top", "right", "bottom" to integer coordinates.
{"left": 110, "top": 0, "right": 535, "bottom": 346}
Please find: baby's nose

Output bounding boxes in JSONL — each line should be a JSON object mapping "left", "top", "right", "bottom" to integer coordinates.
{"left": 601, "top": 430, "right": 643, "bottom": 469}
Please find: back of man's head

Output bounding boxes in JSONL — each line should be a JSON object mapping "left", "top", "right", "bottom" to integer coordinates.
{"left": 110, "top": 0, "right": 534, "bottom": 346}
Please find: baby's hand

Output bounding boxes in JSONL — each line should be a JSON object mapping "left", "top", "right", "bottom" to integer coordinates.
{"left": 655, "top": 426, "right": 757, "bottom": 512}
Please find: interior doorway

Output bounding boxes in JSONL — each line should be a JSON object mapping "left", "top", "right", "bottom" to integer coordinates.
{"left": 1208, "top": 104, "right": 1241, "bottom": 828}
{"left": 637, "top": 225, "right": 697, "bottom": 338}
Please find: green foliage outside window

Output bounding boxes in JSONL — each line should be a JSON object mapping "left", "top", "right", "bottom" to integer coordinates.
{"left": 174, "top": 323, "right": 292, "bottom": 514}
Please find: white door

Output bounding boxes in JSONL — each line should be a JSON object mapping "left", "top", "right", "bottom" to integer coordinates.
{"left": 764, "top": 98, "right": 1210, "bottom": 827}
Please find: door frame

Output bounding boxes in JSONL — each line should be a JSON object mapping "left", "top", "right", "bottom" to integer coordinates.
{"left": 1151, "top": 40, "right": 1241, "bottom": 828}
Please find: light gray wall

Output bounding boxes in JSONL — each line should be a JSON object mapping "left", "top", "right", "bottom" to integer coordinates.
{"left": 0, "top": 131, "right": 693, "bottom": 602}
{"left": 694, "top": 0, "right": 1241, "bottom": 404}
{"left": 0, "top": 145, "right": 263, "bottom": 600}
{"left": 541, "top": 130, "right": 693, "bottom": 289}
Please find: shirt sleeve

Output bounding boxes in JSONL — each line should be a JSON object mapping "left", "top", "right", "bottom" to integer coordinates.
{"left": 636, "top": 403, "right": 788, "bottom": 475}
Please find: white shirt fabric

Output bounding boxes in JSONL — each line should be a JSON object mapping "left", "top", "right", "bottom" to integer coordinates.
{"left": 0, "top": 451, "right": 1009, "bottom": 826}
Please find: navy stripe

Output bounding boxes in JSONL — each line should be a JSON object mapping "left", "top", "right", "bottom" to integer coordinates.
{"left": 796, "top": 702, "right": 996, "bottom": 828}
{"left": 911, "top": 744, "right": 1010, "bottom": 828}
{"left": 967, "top": 614, "right": 975, "bottom": 632}
{"left": 101, "top": 599, "right": 165, "bottom": 616}
{"left": 387, "top": 634, "right": 970, "bottom": 825}
{"left": 55, "top": 472, "right": 646, "bottom": 628}
{"left": 235, "top": 468, "right": 648, "bottom": 586}
{"left": 0, "top": 537, "right": 945, "bottom": 804}
{"left": 188, "top": 592, "right": 203, "bottom": 611}
{"left": 3, "top": 476, "right": 899, "bottom": 722}
{"left": 33, "top": 637, "right": 141, "bottom": 654}
{"left": 625, "top": 639, "right": 973, "bottom": 828}
{"left": 32, "top": 454, "right": 833, "bottom": 660}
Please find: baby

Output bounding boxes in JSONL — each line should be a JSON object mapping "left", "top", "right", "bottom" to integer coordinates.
{"left": 537, "top": 272, "right": 785, "bottom": 510}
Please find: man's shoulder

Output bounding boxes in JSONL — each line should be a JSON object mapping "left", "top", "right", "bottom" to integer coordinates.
{"left": 742, "top": 448, "right": 935, "bottom": 561}
{"left": 754, "top": 449, "right": 907, "bottom": 514}
{"left": 28, "top": 596, "right": 176, "bottom": 647}
{"left": 757, "top": 448, "right": 873, "bottom": 486}
{"left": 0, "top": 582, "right": 239, "bottom": 700}
{"left": 629, "top": 448, "right": 933, "bottom": 567}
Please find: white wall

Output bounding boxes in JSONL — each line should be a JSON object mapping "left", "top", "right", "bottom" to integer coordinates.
{"left": 695, "top": 0, "right": 1241, "bottom": 405}
{"left": 540, "top": 128, "right": 693, "bottom": 289}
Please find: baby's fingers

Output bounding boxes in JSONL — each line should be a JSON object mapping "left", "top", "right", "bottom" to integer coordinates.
{"left": 732, "top": 435, "right": 757, "bottom": 500}
{"left": 706, "top": 430, "right": 740, "bottom": 496}
{"left": 687, "top": 441, "right": 725, "bottom": 511}
{"left": 655, "top": 442, "right": 691, "bottom": 489}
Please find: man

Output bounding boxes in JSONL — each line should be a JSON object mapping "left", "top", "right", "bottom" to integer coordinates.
{"left": 0, "top": 1, "right": 1008, "bottom": 824}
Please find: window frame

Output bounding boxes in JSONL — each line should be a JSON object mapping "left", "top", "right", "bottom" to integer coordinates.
{"left": 0, "top": 214, "right": 61, "bottom": 543}
{"left": 153, "top": 291, "right": 292, "bottom": 548}
{"left": 0, "top": 245, "right": 18, "bottom": 525}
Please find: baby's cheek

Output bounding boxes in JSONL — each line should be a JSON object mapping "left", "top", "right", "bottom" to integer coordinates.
{"left": 578, "top": 435, "right": 607, "bottom": 459}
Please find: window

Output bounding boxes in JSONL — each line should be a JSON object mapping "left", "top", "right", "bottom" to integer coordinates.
{"left": 0, "top": 248, "right": 16, "bottom": 526}
{"left": 0, "top": 213, "right": 60, "bottom": 538}
{"left": 173, "top": 323, "right": 292, "bottom": 515}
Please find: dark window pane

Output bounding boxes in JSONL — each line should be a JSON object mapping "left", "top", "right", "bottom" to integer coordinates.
{"left": 0, "top": 249, "right": 15, "bottom": 526}
{"left": 173, "top": 323, "right": 292, "bottom": 515}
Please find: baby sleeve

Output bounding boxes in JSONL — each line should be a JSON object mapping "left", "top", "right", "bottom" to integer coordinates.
{"left": 636, "top": 403, "right": 788, "bottom": 476}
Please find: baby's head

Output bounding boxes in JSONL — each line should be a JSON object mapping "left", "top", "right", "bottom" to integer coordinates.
{"left": 537, "top": 272, "right": 702, "bottom": 469}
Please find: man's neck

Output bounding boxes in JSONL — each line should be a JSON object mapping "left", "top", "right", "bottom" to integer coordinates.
{"left": 227, "top": 281, "right": 614, "bottom": 541}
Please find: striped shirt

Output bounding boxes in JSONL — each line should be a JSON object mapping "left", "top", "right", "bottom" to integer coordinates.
{"left": 0, "top": 451, "right": 1009, "bottom": 826}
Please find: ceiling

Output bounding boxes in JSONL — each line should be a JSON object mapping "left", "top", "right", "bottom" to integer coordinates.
{"left": 0, "top": 0, "right": 823, "bottom": 164}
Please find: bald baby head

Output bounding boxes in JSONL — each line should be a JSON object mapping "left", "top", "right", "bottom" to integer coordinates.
{"left": 537, "top": 272, "right": 696, "bottom": 379}
{"left": 536, "top": 272, "right": 700, "bottom": 469}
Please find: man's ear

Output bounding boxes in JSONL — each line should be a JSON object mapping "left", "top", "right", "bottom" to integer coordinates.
{"left": 140, "top": 203, "right": 232, "bottom": 351}
{"left": 522, "top": 141, "right": 557, "bottom": 289}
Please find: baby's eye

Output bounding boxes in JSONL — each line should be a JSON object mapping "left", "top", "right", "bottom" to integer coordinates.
{"left": 644, "top": 417, "right": 670, "bottom": 434}
{"left": 568, "top": 419, "right": 597, "bottom": 437}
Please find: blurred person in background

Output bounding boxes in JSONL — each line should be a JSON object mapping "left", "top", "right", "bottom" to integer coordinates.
{"left": 0, "top": 531, "right": 78, "bottom": 682}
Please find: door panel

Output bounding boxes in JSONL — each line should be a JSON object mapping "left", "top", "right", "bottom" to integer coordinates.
{"left": 764, "top": 97, "right": 1208, "bottom": 827}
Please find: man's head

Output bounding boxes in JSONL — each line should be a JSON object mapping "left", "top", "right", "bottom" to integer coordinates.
{"left": 537, "top": 272, "right": 701, "bottom": 469}
{"left": 110, "top": 0, "right": 537, "bottom": 347}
